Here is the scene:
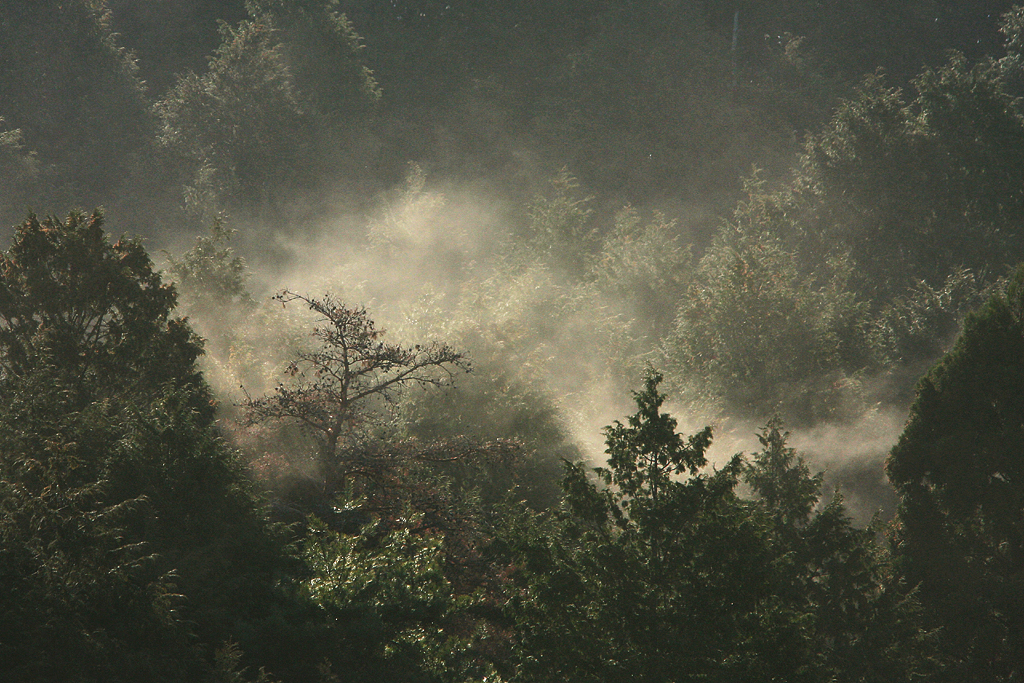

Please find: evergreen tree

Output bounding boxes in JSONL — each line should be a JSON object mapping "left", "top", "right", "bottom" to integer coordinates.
{"left": 503, "top": 371, "right": 818, "bottom": 683}
{"left": 499, "top": 374, "right": 934, "bottom": 682}
{"left": 888, "top": 264, "right": 1024, "bottom": 682}
{"left": 748, "top": 419, "right": 937, "bottom": 683}
{"left": 0, "top": 1, "right": 153, "bottom": 218}
{"left": 0, "top": 211, "right": 296, "bottom": 681}
{"left": 156, "top": 1, "right": 378, "bottom": 219}
{"left": 0, "top": 211, "right": 209, "bottom": 412}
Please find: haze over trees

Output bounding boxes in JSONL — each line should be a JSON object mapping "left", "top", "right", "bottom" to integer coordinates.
{"left": 4, "top": 1, "right": 1024, "bottom": 681}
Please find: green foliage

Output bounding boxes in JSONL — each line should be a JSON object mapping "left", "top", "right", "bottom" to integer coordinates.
{"left": 365, "top": 162, "right": 445, "bottom": 254}
{"left": 745, "top": 419, "right": 937, "bottom": 682}
{"left": 665, "top": 207, "right": 870, "bottom": 424}
{"left": 0, "top": 0, "right": 153, "bottom": 215}
{"left": 246, "top": 0, "right": 381, "bottom": 118}
{"left": 242, "top": 291, "right": 471, "bottom": 480}
{"left": 746, "top": 417, "right": 823, "bottom": 527}
{"left": 9, "top": 5, "right": 1024, "bottom": 679}
{"left": 531, "top": 1, "right": 793, "bottom": 211}
{"left": 0, "top": 211, "right": 299, "bottom": 681}
{"left": 798, "top": 56, "right": 1024, "bottom": 299}
{"left": 887, "top": 264, "right": 1024, "bottom": 681}
{"left": 167, "top": 218, "right": 256, "bottom": 367}
{"left": 0, "top": 368, "right": 203, "bottom": 682}
{"left": 503, "top": 375, "right": 803, "bottom": 682}
{"left": 498, "top": 377, "right": 935, "bottom": 682}
{"left": 393, "top": 223, "right": 640, "bottom": 511}
{"left": 0, "top": 367, "right": 295, "bottom": 681}
{"left": 1003, "top": 4, "right": 1024, "bottom": 63}
{"left": 599, "top": 368, "right": 712, "bottom": 526}
{"left": 869, "top": 267, "right": 988, "bottom": 369}
{"left": 163, "top": 220, "right": 312, "bottom": 408}
{"left": 0, "top": 210, "right": 210, "bottom": 414}
{"left": 401, "top": 353, "right": 577, "bottom": 511}
{"left": 156, "top": 2, "right": 377, "bottom": 217}
{"left": 212, "top": 641, "right": 279, "bottom": 683}
{"left": 658, "top": 37, "right": 1024, "bottom": 420}
{"left": 238, "top": 290, "right": 532, "bottom": 619}
{"left": 106, "top": 0, "right": 250, "bottom": 96}
{"left": 591, "top": 206, "right": 692, "bottom": 341}
{"left": 301, "top": 516, "right": 496, "bottom": 683}
{"left": 0, "top": 119, "right": 40, "bottom": 219}
{"left": 156, "top": 18, "right": 315, "bottom": 215}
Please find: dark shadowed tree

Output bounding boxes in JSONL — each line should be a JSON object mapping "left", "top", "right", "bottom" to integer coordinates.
{"left": 496, "top": 373, "right": 934, "bottom": 682}
{"left": 887, "top": 264, "right": 1024, "bottom": 682}
{"left": 0, "top": 211, "right": 301, "bottom": 682}
{"left": 155, "top": 1, "right": 378, "bottom": 219}
{"left": 792, "top": 44, "right": 1024, "bottom": 302}
{"left": 0, "top": 211, "right": 209, "bottom": 414}
{"left": 0, "top": 1, "right": 153, "bottom": 217}
{"left": 747, "top": 419, "right": 938, "bottom": 682}
{"left": 501, "top": 370, "right": 819, "bottom": 683}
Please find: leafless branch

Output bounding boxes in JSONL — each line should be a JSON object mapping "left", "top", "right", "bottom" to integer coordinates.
{"left": 242, "top": 291, "right": 473, "bottom": 480}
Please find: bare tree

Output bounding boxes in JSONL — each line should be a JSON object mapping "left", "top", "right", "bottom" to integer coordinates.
{"left": 242, "top": 290, "right": 483, "bottom": 489}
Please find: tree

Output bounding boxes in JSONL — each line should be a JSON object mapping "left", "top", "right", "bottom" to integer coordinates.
{"left": 522, "top": 168, "right": 597, "bottom": 278}
{"left": 0, "top": 119, "right": 40, "bottom": 223}
{"left": 664, "top": 203, "right": 870, "bottom": 425}
{"left": 166, "top": 218, "right": 256, "bottom": 368}
{"left": 794, "top": 52, "right": 1024, "bottom": 301}
{"left": 299, "top": 514, "right": 501, "bottom": 683}
{"left": 887, "top": 264, "right": 1024, "bottom": 682}
{"left": 246, "top": 0, "right": 381, "bottom": 122}
{"left": 746, "top": 419, "right": 937, "bottom": 683}
{"left": 167, "top": 218, "right": 252, "bottom": 311}
{"left": 662, "top": 33, "right": 1024, "bottom": 419}
{"left": 156, "top": 17, "right": 315, "bottom": 216}
{"left": 599, "top": 368, "right": 712, "bottom": 542}
{"left": 106, "top": 0, "right": 250, "bottom": 96}
{"left": 0, "top": 367, "right": 203, "bottom": 682}
{"left": 745, "top": 417, "right": 823, "bottom": 529}
{"left": 590, "top": 206, "right": 692, "bottom": 342}
{"left": 155, "top": 2, "right": 378, "bottom": 218}
{"left": 240, "top": 292, "right": 527, "bottom": 679}
{"left": 0, "top": 210, "right": 301, "bottom": 681}
{"left": 868, "top": 267, "right": 988, "bottom": 373}
{"left": 0, "top": 210, "right": 209, "bottom": 414}
{"left": 243, "top": 291, "right": 470, "bottom": 482}
{"left": 501, "top": 370, "right": 822, "bottom": 683}
{"left": 498, "top": 374, "right": 935, "bottom": 683}
{"left": 241, "top": 290, "right": 522, "bottom": 546}
{"left": 0, "top": 1, "right": 153, "bottom": 215}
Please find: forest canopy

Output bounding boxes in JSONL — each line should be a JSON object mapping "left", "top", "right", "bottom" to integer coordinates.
{"left": 4, "top": 1, "right": 1024, "bottom": 681}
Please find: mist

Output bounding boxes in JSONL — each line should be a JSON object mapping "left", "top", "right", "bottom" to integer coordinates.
{"left": 10, "top": 3, "right": 1024, "bottom": 681}
{"left": 3, "top": 0, "right": 1017, "bottom": 521}
{"left": 3, "top": 0, "right": 1023, "bottom": 529}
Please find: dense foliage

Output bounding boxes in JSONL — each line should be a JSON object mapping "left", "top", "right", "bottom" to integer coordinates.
{"left": 6, "top": 2, "right": 1024, "bottom": 681}
{"left": 498, "top": 374, "right": 932, "bottom": 683}
{"left": 888, "top": 265, "right": 1024, "bottom": 682}
{"left": 0, "top": 213, "right": 289, "bottom": 681}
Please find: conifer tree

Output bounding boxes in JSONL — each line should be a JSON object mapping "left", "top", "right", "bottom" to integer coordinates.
{"left": 0, "top": 211, "right": 293, "bottom": 681}
{"left": 888, "top": 264, "right": 1024, "bottom": 682}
